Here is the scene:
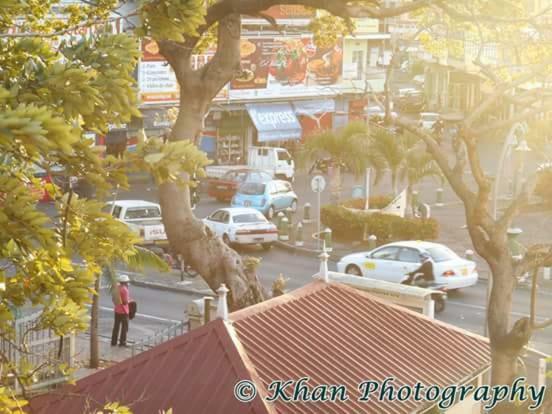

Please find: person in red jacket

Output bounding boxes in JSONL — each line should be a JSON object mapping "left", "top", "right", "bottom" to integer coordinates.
{"left": 111, "top": 274, "right": 131, "bottom": 347}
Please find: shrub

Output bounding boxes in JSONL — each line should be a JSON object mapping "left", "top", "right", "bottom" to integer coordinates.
{"left": 535, "top": 166, "right": 552, "bottom": 204}
{"left": 341, "top": 195, "right": 394, "bottom": 210}
{"left": 321, "top": 205, "right": 439, "bottom": 243}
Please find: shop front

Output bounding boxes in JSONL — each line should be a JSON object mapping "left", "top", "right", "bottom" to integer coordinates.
{"left": 245, "top": 102, "right": 302, "bottom": 144}
{"left": 292, "top": 99, "right": 334, "bottom": 140}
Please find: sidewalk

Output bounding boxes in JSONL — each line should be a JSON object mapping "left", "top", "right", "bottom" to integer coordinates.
{"left": 73, "top": 335, "right": 134, "bottom": 380}
{"left": 125, "top": 268, "right": 214, "bottom": 296}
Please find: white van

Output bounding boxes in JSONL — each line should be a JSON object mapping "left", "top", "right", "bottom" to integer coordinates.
{"left": 248, "top": 147, "right": 295, "bottom": 181}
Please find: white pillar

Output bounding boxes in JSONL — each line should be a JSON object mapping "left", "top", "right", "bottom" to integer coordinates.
{"left": 319, "top": 251, "right": 330, "bottom": 283}
{"left": 423, "top": 299, "right": 435, "bottom": 319}
{"left": 216, "top": 284, "right": 230, "bottom": 321}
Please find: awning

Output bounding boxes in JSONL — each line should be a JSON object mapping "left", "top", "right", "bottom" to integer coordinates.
{"left": 292, "top": 99, "right": 335, "bottom": 117}
{"left": 246, "top": 103, "right": 302, "bottom": 142}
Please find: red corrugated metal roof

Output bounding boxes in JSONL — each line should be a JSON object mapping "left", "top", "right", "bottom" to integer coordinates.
{"left": 230, "top": 281, "right": 490, "bottom": 414}
{"left": 30, "top": 319, "right": 270, "bottom": 414}
{"left": 30, "top": 281, "right": 490, "bottom": 414}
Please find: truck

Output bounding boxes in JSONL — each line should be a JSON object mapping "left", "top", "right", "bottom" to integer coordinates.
{"left": 104, "top": 200, "right": 168, "bottom": 246}
{"left": 205, "top": 146, "right": 295, "bottom": 181}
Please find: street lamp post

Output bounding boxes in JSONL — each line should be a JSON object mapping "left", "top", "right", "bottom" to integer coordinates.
{"left": 512, "top": 139, "right": 532, "bottom": 197}
{"left": 492, "top": 122, "right": 528, "bottom": 220}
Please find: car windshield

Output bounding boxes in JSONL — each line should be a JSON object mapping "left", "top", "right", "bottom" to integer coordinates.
{"left": 239, "top": 182, "right": 265, "bottom": 195}
{"left": 124, "top": 207, "right": 162, "bottom": 220}
{"left": 426, "top": 247, "right": 458, "bottom": 262}
{"left": 422, "top": 114, "right": 439, "bottom": 121}
{"left": 277, "top": 151, "right": 291, "bottom": 161}
{"left": 233, "top": 213, "right": 266, "bottom": 223}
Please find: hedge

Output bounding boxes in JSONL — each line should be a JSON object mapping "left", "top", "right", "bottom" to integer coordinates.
{"left": 341, "top": 195, "right": 394, "bottom": 210}
{"left": 321, "top": 205, "right": 439, "bottom": 243}
{"left": 535, "top": 167, "right": 552, "bottom": 204}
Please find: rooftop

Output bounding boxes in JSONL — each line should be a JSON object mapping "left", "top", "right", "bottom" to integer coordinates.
{"left": 31, "top": 281, "right": 490, "bottom": 414}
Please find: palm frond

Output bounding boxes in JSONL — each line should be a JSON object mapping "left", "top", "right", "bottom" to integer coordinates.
{"left": 125, "top": 246, "right": 170, "bottom": 273}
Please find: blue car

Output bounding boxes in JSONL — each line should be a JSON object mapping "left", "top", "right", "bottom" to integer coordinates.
{"left": 231, "top": 180, "right": 298, "bottom": 219}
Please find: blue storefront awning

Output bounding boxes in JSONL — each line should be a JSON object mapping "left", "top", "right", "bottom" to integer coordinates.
{"left": 246, "top": 103, "right": 302, "bottom": 142}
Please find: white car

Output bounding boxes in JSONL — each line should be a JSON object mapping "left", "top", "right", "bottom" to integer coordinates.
{"left": 367, "top": 106, "right": 398, "bottom": 120}
{"left": 419, "top": 112, "right": 440, "bottom": 130}
{"left": 103, "top": 200, "right": 167, "bottom": 244}
{"left": 203, "top": 208, "right": 278, "bottom": 250}
{"left": 336, "top": 241, "right": 478, "bottom": 290}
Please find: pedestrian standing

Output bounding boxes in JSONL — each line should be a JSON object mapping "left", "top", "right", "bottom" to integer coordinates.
{"left": 111, "top": 274, "right": 131, "bottom": 347}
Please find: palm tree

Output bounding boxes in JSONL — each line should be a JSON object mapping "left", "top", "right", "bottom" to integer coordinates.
{"left": 302, "top": 122, "right": 385, "bottom": 203}
{"left": 399, "top": 150, "right": 443, "bottom": 215}
{"left": 368, "top": 127, "right": 414, "bottom": 195}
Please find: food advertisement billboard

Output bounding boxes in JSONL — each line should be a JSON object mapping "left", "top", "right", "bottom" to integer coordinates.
{"left": 229, "top": 36, "right": 343, "bottom": 100}
{"left": 263, "top": 5, "right": 315, "bottom": 19}
{"left": 139, "top": 39, "right": 228, "bottom": 105}
{"left": 139, "top": 39, "right": 179, "bottom": 104}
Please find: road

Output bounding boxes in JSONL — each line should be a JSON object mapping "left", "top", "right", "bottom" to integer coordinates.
{"left": 93, "top": 244, "right": 552, "bottom": 355}
{"left": 38, "top": 170, "right": 552, "bottom": 356}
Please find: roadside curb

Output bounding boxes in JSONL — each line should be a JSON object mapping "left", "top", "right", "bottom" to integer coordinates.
{"left": 274, "top": 240, "right": 348, "bottom": 262}
{"left": 130, "top": 278, "right": 214, "bottom": 296}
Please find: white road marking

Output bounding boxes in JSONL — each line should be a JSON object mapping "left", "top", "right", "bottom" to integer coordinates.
{"left": 90, "top": 305, "right": 182, "bottom": 324}
{"left": 448, "top": 301, "right": 549, "bottom": 322}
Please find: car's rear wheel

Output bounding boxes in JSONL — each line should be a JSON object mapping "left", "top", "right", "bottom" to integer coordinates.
{"left": 345, "top": 264, "right": 363, "bottom": 277}
{"left": 222, "top": 234, "right": 231, "bottom": 245}
{"left": 261, "top": 242, "right": 273, "bottom": 251}
{"left": 433, "top": 295, "right": 446, "bottom": 313}
{"left": 290, "top": 199, "right": 297, "bottom": 213}
{"left": 267, "top": 205, "right": 275, "bottom": 220}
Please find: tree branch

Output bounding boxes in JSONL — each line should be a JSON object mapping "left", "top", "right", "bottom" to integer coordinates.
{"left": 497, "top": 172, "right": 538, "bottom": 231}
{"left": 200, "top": 13, "right": 241, "bottom": 99}
{"left": 464, "top": 62, "right": 552, "bottom": 128}
{"left": 398, "top": 122, "right": 476, "bottom": 206}
{"left": 473, "top": 101, "right": 552, "bottom": 135}
{"left": 517, "top": 244, "right": 552, "bottom": 276}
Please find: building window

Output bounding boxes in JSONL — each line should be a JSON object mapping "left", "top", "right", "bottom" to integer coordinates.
{"left": 352, "top": 50, "right": 364, "bottom": 80}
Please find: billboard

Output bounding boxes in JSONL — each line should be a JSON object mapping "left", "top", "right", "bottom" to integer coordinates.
{"left": 138, "top": 36, "right": 343, "bottom": 105}
{"left": 139, "top": 39, "right": 179, "bottom": 104}
{"left": 263, "top": 5, "right": 315, "bottom": 19}
{"left": 138, "top": 39, "right": 228, "bottom": 105}
{"left": 229, "top": 36, "right": 343, "bottom": 100}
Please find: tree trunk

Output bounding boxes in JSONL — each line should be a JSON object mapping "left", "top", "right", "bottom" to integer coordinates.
{"left": 391, "top": 170, "right": 398, "bottom": 195}
{"left": 487, "top": 256, "right": 529, "bottom": 380}
{"left": 406, "top": 184, "right": 414, "bottom": 217}
{"left": 329, "top": 165, "right": 341, "bottom": 204}
{"left": 158, "top": 15, "right": 266, "bottom": 309}
{"left": 89, "top": 277, "right": 100, "bottom": 369}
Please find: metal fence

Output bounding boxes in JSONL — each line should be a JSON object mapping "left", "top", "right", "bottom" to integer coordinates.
{"left": 0, "top": 311, "right": 74, "bottom": 394}
{"left": 131, "top": 320, "right": 187, "bottom": 357}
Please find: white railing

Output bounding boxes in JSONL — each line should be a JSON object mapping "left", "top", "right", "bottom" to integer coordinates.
{"left": 1, "top": 311, "right": 74, "bottom": 395}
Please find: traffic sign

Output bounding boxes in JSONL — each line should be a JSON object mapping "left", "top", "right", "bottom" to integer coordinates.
{"left": 311, "top": 175, "right": 326, "bottom": 193}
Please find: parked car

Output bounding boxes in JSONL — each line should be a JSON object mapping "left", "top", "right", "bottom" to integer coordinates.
{"left": 205, "top": 146, "right": 295, "bottom": 182}
{"left": 207, "top": 169, "right": 272, "bottom": 202}
{"left": 203, "top": 207, "right": 278, "bottom": 250}
{"left": 367, "top": 105, "right": 398, "bottom": 120}
{"left": 336, "top": 241, "right": 478, "bottom": 290}
{"left": 231, "top": 180, "right": 298, "bottom": 219}
{"left": 32, "top": 165, "right": 68, "bottom": 202}
{"left": 419, "top": 112, "right": 440, "bottom": 130}
{"left": 248, "top": 146, "right": 295, "bottom": 181}
{"left": 395, "top": 89, "right": 425, "bottom": 113}
{"left": 103, "top": 200, "right": 167, "bottom": 246}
